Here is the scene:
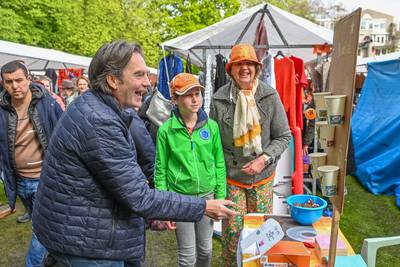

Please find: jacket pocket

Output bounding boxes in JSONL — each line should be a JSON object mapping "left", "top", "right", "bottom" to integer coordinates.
{"left": 174, "top": 166, "right": 183, "bottom": 186}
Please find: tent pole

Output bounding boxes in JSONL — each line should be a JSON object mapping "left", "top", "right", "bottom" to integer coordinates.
{"left": 264, "top": 6, "right": 288, "bottom": 46}
{"left": 189, "top": 49, "right": 204, "bottom": 67}
{"left": 235, "top": 9, "right": 263, "bottom": 44}
{"left": 161, "top": 45, "right": 171, "bottom": 93}
{"left": 192, "top": 44, "right": 323, "bottom": 50}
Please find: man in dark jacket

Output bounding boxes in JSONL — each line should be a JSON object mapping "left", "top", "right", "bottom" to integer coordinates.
{"left": 33, "top": 40, "right": 236, "bottom": 267}
{"left": 0, "top": 60, "right": 63, "bottom": 266}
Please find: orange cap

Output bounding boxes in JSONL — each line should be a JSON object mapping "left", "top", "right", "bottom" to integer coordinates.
{"left": 170, "top": 73, "right": 204, "bottom": 96}
{"left": 226, "top": 44, "right": 262, "bottom": 74}
{"left": 304, "top": 108, "right": 317, "bottom": 120}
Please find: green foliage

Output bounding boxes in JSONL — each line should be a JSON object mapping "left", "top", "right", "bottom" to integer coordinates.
{"left": 0, "top": 0, "right": 240, "bottom": 67}
{"left": 241, "top": 0, "right": 315, "bottom": 21}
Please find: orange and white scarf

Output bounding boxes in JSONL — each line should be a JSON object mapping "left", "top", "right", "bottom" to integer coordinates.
{"left": 233, "top": 80, "right": 263, "bottom": 156}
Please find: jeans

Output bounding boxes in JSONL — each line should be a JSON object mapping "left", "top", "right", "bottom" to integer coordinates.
{"left": 175, "top": 194, "right": 214, "bottom": 267}
{"left": 16, "top": 177, "right": 40, "bottom": 217}
{"left": 49, "top": 250, "right": 131, "bottom": 267}
{"left": 26, "top": 232, "right": 47, "bottom": 267}
{"left": 16, "top": 177, "right": 47, "bottom": 267}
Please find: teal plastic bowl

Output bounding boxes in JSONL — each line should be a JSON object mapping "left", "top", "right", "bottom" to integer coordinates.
{"left": 287, "top": 194, "right": 327, "bottom": 225}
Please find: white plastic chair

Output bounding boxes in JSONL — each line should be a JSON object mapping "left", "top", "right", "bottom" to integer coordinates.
{"left": 360, "top": 236, "right": 400, "bottom": 267}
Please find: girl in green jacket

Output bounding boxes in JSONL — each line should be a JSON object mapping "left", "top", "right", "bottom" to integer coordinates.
{"left": 155, "top": 73, "right": 226, "bottom": 267}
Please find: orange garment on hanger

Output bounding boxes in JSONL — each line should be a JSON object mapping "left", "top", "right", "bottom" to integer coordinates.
{"left": 274, "top": 57, "right": 296, "bottom": 129}
{"left": 290, "top": 56, "right": 308, "bottom": 131}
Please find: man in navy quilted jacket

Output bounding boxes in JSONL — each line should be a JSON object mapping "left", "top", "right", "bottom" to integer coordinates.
{"left": 33, "top": 40, "right": 237, "bottom": 267}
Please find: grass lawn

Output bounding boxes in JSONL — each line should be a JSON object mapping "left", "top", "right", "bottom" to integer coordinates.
{"left": 0, "top": 175, "right": 399, "bottom": 266}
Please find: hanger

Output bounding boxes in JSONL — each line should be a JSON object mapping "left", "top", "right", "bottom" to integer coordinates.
{"left": 274, "top": 50, "right": 284, "bottom": 59}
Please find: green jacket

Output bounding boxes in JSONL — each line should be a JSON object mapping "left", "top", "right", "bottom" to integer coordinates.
{"left": 155, "top": 109, "right": 226, "bottom": 199}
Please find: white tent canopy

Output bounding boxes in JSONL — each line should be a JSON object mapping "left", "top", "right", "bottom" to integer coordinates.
{"left": 0, "top": 39, "right": 159, "bottom": 75}
{"left": 0, "top": 39, "right": 92, "bottom": 70}
{"left": 162, "top": 3, "right": 333, "bottom": 66}
{"left": 356, "top": 51, "right": 400, "bottom": 73}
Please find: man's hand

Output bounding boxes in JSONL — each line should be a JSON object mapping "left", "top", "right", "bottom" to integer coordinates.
{"left": 241, "top": 154, "right": 268, "bottom": 175}
{"left": 204, "top": 200, "right": 238, "bottom": 220}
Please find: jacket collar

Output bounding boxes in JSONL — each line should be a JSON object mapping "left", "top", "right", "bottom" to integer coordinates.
{"left": 212, "top": 79, "right": 276, "bottom": 103}
{"left": 171, "top": 107, "right": 208, "bottom": 130}
{"left": 91, "top": 90, "right": 134, "bottom": 128}
{"left": 0, "top": 82, "right": 45, "bottom": 109}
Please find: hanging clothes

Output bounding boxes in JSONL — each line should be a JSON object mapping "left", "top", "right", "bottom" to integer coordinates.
{"left": 289, "top": 55, "right": 308, "bottom": 131}
{"left": 260, "top": 52, "right": 276, "bottom": 89}
{"left": 158, "top": 54, "right": 184, "bottom": 100}
{"left": 214, "top": 54, "right": 228, "bottom": 92}
{"left": 274, "top": 56, "right": 296, "bottom": 129}
{"left": 45, "top": 69, "right": 58, "bottom": 93}
{"left": 204, "top": 55, "right": 213, "bottom": 114}
{"left": 254, "top": 13, "right": 268, "bottom": 61}
{"left": 185, "top": 54, "right": 192, "bottom": 74}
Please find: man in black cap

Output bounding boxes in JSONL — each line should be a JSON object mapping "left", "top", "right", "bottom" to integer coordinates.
{"left": 62, "top": 79, "right": 78, "bottom": 107}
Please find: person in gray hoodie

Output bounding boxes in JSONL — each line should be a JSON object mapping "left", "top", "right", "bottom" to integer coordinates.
{"left": 209, "top": 44, "right": 291, "bottom": 267}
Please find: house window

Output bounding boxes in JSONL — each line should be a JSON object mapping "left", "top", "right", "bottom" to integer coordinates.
{"left": 361, "top": 21, "right": 366, "bottom": 29}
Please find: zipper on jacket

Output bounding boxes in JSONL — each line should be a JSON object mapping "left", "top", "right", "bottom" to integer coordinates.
{"left": 28, "top": 105, "right": 47, "bottom": 150}
{"left": 190, "top": 135, "right": 201, "bottom": 194}
{"left": 109, "top": 204, "right": 118, "bottom": 247}
{"left": 8, "top": 108, "right": 18, "bottom": 172}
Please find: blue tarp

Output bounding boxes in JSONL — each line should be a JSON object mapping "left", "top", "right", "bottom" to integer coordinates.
{"left": 351, "top": 59, "right": 400, "bottom": 196}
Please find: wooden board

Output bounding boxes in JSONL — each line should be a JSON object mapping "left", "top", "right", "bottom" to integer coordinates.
{"left": 326, "top": 8, "right": 361, "bottom": 214}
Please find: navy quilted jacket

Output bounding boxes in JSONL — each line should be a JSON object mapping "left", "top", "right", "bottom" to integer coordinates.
{"left": 33, "top": 90, "right": 206, "bottom": 260}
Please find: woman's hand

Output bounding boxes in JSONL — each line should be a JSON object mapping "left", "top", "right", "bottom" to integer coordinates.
{"left": 241, "top": 154, "right": 269, "bottom": 175}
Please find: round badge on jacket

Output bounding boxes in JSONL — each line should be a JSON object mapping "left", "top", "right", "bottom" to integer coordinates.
{"left": 199, "top": 129, "right": 210, "bottom": 140}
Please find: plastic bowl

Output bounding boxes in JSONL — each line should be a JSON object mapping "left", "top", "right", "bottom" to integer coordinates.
{"left": 287, "top": 194, "right": 327, "bottom": 225}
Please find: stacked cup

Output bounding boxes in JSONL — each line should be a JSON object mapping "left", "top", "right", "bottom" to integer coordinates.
{"left": 317, "top": 165, "right": 340, "bottom": 197}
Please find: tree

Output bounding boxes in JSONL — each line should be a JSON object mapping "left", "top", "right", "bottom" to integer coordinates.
{"left": 240, "top": 0, "right": 315, "bottom": 21}
{"left": 152, "top": 0, "right": 240, "bottom": 40}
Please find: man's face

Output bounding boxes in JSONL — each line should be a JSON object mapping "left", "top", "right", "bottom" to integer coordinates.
{"left": 77, "top": 79, "right": 89, "bottom": 94}
{"left": 231, "top": 60, "right": 257, "bottom": 89}
{"left": 113, "top": 52, "right": 150, "bottom": 109}
{"left": 63, "top": 88, "right": 74, "bottom": 97}
{"left": 176, "top": 87, "right": 203, "bottom": 115}
{"left": 40, "top": 80, "right": 51, "bottom": 92}
{"left": 2, "top": 69, "right": 31, "bottom": 101}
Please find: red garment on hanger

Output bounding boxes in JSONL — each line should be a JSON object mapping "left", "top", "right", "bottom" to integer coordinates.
{"left": 274, "top": 57, "right": 296, "bottom": 129}
{"left": 290, "top": 56, "right": 308, "bottom": 131}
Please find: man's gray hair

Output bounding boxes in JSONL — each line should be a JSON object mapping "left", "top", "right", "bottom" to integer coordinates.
{"left": 89, "top": 40, "right": 143, "bottom": 95}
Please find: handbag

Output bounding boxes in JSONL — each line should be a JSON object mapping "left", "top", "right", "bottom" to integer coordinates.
{"left": 146, "top": 90, "right": 173, "bottom": 127}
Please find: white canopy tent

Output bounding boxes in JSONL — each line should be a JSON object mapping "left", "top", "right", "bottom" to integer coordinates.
{"left": 0, "top": 39, "right": 92, "bottom": 70}
{"left": 162, "top": 3, "right": 333, "bottom": 67}
{"left": 356, "top": 51, "right": 400, "bottom": 73}
{"left": 0, "top": 39, "right": 159, "bottom": 75}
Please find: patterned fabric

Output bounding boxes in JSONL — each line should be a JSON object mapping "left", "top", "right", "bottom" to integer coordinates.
{"left": 233, "top": 79, "right": 263, "bottom": 157}
{"left": 221, "top": 181, "right": 273, "bottom": 267}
